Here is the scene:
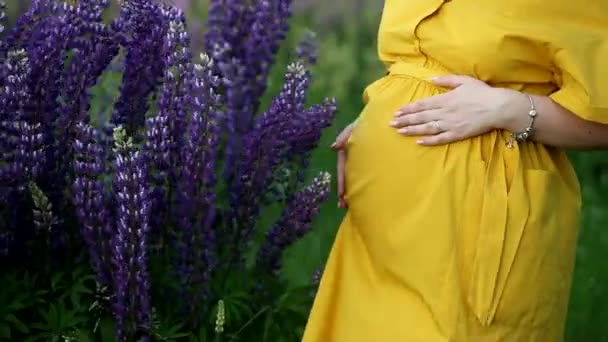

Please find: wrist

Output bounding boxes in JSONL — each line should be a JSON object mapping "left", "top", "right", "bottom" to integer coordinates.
{"left": 494, "top": 88, "right": 532, "bottom": 132}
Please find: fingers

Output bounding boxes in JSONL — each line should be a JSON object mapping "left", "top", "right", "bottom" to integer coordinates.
{"left": 331, "top": 123, "right": 354, "bottom": 150}
{"left": 395, "top": 99, "right": 437, "bottom": 116}
{"left": 332, "top": 122, "right": 354, "bottom": 208}
{"left": 397, "top": 120, "right": 443, "bottom": 135}
{"left": 390, "top": 110, "right": 440, "bottom": 129}
{"left": 337, "top": 150, "right": 347, "bottom": 208}
{"left": 395, "top": 93, "right": 449, "bottom": 116}
{"left": 416, "top": 131, "right": 460, "bottom": 146}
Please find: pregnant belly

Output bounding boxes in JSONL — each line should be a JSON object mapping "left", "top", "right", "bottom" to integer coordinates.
{"left": 343, "top": 69, "right": 581, "bottom": 330}
{"left": 344, "top": 74, "right": 488, "bottom": 202}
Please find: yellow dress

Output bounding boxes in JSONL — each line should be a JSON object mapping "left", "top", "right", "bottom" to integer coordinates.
{"left": 303, "top": 1, "right": 608, "bottom": 341}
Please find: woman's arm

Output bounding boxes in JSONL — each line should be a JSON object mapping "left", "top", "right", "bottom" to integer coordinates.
{"left": 389, "top": 75, "right": 608, "bottom": 149}
{"left": 497, "top": 90, "right": 608, "bottom": 150}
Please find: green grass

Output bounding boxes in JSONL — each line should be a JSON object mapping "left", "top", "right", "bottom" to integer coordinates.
{"left": 565, "top": 151, "right": 608, "bottom": 340}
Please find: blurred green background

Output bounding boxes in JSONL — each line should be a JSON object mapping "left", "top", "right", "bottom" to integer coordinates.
{"left": 5, "top": 1, "right": 608, "bottom": 340}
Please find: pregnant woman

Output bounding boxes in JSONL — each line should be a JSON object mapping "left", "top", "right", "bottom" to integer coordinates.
{"left": 302, "top": 0, "right": 608, "bottom": 341}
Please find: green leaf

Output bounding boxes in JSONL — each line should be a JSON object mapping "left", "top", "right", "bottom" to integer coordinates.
{"left": 193, "top": 326, "right": 209, "bottom": 342}
{"left": 30, "top": 323, "right": 49, "bottom": 331}
{"left": 156, "top": 320, "right": 190, "bottom": 341}
{"left": 4, "top": 313, "right": 29, "bottom": 333}
{"left": 223, "top": 293, "right": 253, "bottom": 327}
{"left": 261, "top": 310, "right": 274, "bottom": 342}
{"left": 50, "top": 272, "right": 65, "bottom": 293}
{"left": 99, "top": 318, "right": 115, "bottom": 342}
{"left": 48, "top": 303, "right": 59, "bottom": 328}
{"left": 24, "top": 331, "right": 52, "bottom": 342}
{"left": 4, "top": 292, "right": 28, "bottom": 311}
{"left": 74, "top": 329, "right": 95, "bottom": 342}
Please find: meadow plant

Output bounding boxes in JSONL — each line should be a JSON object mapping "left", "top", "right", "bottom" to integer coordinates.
{"left": 0, "top": 0, "right": 335, "bottom": 340}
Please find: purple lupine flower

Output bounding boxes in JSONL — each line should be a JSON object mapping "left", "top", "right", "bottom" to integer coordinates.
{"left": 143, "top": 6, "right": 191, "bottom": 245}
{"left": 0, "top": 1, "right": 6, "bottom": 50}
{"left": 55, "top": 1, "right": 119, "bottom": 197}
{"left": 309, "top": 265, "right": 324, "bottom": 297}
{"left": 296, "top": 29, "right": 318, "bottom": 66}
{"left": 111, "top": 130, "right": 152, "bottom": 341}
{"left": 18, "top": 2, "right": 94, "bottom": 203}
{"left": 0, "top": 2, "right": 116, "bottom": 261}
{"left": 143, "top": 112, "right": 171, "bottom": 248}
{"left": 153, "top": 6, "right": 191, "bottom": 160}
{"left": 205, "top": 0, "right": 294, "bottom": 186}
{"left": 245, "top": 0, "right": 293, "bottom": 108}
{"left": 0, "top": 50, "right": 44, "bottom": 259}
{"left": 312, "top": 266, "right": 324, "bottom": 287}
{"left": 1, "top": 0, "right": 52, "bottom": 54}
{"left": 256, "top": 172, "right": 331, "bottom": 273}
{"left": 228, "top": 62, "right": 311, "bottom": 254}
{"left": 58, "top": 0, "right": 116, "bottom": 118}
{"left": 284, "top": 97, "right": 337, "bottom": 192}
{"left": 204, "top": 0, "right": 251, "bottom": 57}
{"left": 0, "top": 49, "right": 44, "bottom": 190}
{"left": 111, "top": 0, "right": 169, "bottom": 134}
{"left": 174, "top": 53, "right": 222, "bottom": 325}
{"left": 287, "top": 97, "right": 337, "bottom": 154}
{"left": 72, "top": 123, "right": 113, "bottom": 287}
{"left": 165, "top": 16, "right": 194, "bottom": 169}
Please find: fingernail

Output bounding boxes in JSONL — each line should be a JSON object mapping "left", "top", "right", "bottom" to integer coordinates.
{"left": 398, "top": 128, "right": 408, "bottom": 134}
{"left": 389, "top": 120, "right": 398, "bottom": 126}
{"left": 330, "top": 142, "right": 336, "bottom": 148}
{"left": 416, "top": 139, "right": 424, "bottom": 145}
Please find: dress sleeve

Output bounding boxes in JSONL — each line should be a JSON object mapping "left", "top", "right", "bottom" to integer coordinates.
{"left": 549, "top": 26, "right": 608, "bottom": 124}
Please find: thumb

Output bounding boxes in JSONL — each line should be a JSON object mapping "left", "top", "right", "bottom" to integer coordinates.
{"left": 332, "top": 123, "right": 354, "bottom": 150}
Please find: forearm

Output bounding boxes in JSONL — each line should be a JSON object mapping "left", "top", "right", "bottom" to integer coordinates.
{"left": 496, "top": 89, "right": 608, "bottom": 149}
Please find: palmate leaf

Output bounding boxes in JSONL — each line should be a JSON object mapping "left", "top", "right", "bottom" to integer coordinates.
{"left": 222, "top": 291, "right": 254, "bottom": 327}
{"left": 0, "top": 291, "right": 28, "bottom": 312}
{"left": 0, "top": 273, "right": 32, "bottom": 339}
{"left": 155, "top": 324, "right": 190, "bottom": 341}
{"left": 50, "top": 271, "right": 65, "bottom": 293}
{"left": 151, "top": 309, "right": 190, "bottom": 341}
{"left": 62, "top": 268, "right": 96, "bottom": 309}
{"left": 29, "top": 300, "right": 87, "bottom": 342}
{"left": 16, "top": 272, "right": 48, "bottom": 307}
{"left": 3, "top": 313, "right": 28, "bottom": 334}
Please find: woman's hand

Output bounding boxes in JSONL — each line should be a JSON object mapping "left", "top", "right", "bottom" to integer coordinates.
{"left": 389, "top": 75, "right": 524, "bottom": 145}
{"left": 331, "top": 122, "right": 355, "bottom": 208}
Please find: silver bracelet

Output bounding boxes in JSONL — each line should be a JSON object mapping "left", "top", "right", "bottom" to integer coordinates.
{"left": 506, "top": 94, "right": 537, "bottom": 148}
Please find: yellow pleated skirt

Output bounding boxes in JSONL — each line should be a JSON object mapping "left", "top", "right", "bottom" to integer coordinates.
{"left": 302, "top": 61, "right": 581, "bottom": 341}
